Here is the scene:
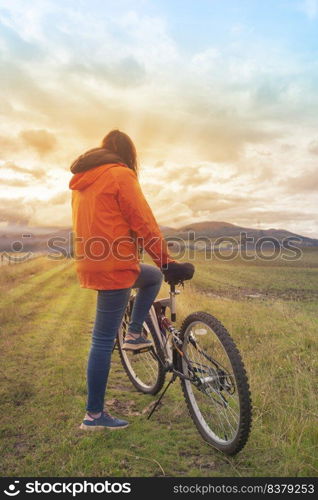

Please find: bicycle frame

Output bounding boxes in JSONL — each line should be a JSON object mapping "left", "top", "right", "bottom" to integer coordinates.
{"left": 126, "top": 284, "right": 200, "bottom": 385}
{"left": 144, "top": 284, "right": 194, "bottom": 382}
{"left": 149, "top": 285, "right": 180, "bottom": 356}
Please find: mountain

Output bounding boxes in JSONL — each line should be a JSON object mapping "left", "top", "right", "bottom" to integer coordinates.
{"left": 1, "top": 221, "right": 317, "bottom": 253}
{"left": 160, "top": 220, "right": 318, "bottom": 247}
{"left": 0, "top": 226, "right": 72, "bottom": 254}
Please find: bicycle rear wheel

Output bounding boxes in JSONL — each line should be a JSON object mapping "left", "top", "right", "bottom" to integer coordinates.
{"left": 180, "top": 311, "right": 252, "bottom": 455}
{"left": 117, "top": 299, "right": 166, "bottom": 395}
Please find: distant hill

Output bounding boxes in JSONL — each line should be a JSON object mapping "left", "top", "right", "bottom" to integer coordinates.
{"left": 1, "top": 221, "right": 317, "bottom": 253}
{"left": 0, "top": 226, "right": 72, "bottom": 255}
{"left": 160, "top": 220, "right": 318, "bottom": 247}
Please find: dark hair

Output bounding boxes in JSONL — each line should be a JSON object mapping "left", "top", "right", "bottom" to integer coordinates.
{"left": 101, "top": 130, "right": 138, "bottom": 175}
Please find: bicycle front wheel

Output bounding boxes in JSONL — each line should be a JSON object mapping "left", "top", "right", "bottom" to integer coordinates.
{"left": 117, "top": 303, "right": 166, "bottom": 395}
{"left": 180, "top": 311, "right": 252, "bottom": 455}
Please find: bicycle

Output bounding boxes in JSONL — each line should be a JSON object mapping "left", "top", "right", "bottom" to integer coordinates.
{"left": 116, "top": 280, "right": 252, "bottom": 456}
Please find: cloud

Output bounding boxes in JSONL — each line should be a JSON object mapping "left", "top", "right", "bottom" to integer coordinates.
{"left": 0, "top": 15, "right": 45, "bottom": 61}
{"left": 148, "top": 163, "right": 214, "bottom": 187}
{"left": 255, "top": 166, "right": 274, "bottom": 182}
{"left": 110, "top": 56, "right": 146, "bottom": 87}
{"left": 0, "top": 191, "right": 70, "bottom": 227}
{"left": 0, "top": 0, "right": 317, "bottom": 236}
{"left": 19, "top": 129, "right": 57, "bottom": 154}
{"left": 0, "top": 135, "right": 16, "bottom": 156}
{"left": 282, "top": 168, "right": 318, "bottom": 193}
{"left": 50, "top": 191, "right": 70, "bottom": 205}
{"left": 0, "top": 0, "right": 292, "bottom": 165}
{"left": 180, "top": 190, "right": 256, "bottom": 217}
{"left": 190, "top": 120, "right": 281, "bottom": 163}
{"left": 238, "top": 209, "right": 317, "bottom": 225}
{"left": 0, "top": 178, "right": 29, "bottom": 187}
{"left": 66, "top": 55, "right": 146, "bottom": 89}
{"left": 0, "top": 197, "right": 33, "bottom": 225}
{"left": 298, "top": 0, "right": 318, "bottom": 19}
{"left": 3, "top": 161, "right": 46, "bottom": 179}
{"left": 0, "top": 1, "right": 315, "bottom": 167}
{"left": 308, "top": 139, "right": 318, "bottom": 155}
{"left": 176, "top": 170, "right": 213, "bottom": 187}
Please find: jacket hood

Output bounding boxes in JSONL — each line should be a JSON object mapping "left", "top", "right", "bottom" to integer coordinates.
{"left": 70, "top": 147, "right": 125, "bottom": 174}
{"left": 69, "top": 164, "right": 118, "bottom": 191}
{"left": 69, "top": 147, "right": 128, "bottom": 191}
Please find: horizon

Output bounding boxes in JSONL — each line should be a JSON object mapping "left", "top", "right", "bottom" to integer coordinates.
{"left": 1, "top": 219, "right": 317, "bottom": 240}
{"left": 1, "top": 0, "right": 318, "bottom": 238}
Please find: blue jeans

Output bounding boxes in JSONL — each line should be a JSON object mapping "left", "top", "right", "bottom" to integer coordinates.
{"left": 86, "top": 263, "right": 163, "bottom": 412}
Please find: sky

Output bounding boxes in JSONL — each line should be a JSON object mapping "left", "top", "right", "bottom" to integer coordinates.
{"left": 0, "top": 0, "right": 318, "bottom": 236}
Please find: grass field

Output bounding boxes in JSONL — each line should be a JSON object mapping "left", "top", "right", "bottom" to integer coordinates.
{"left": 0, "top": 249, "right": 317, "bottom": 477}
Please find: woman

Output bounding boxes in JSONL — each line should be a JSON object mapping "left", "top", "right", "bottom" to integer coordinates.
{"left": 69, "top": 130, "right": 193, "bottom": 431}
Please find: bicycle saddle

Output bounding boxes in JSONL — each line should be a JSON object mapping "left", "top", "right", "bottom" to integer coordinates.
{"left": 161, "top": 261, "right": 195, "bottom": 285}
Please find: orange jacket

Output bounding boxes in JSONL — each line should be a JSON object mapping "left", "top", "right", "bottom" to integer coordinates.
{"left": 69, "top": 163, "right": 174, "bottom": 290}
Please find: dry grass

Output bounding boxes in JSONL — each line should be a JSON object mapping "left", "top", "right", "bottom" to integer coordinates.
{"left": 0, "top": 252, "right": 317, "bottom": 476}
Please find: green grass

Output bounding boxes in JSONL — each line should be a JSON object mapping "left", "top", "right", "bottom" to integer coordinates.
{"left": 189, "top": 248, "right": 318, "bottom": 300}
{"left": 0, "top": 251, "right": 317, "bottom": 477}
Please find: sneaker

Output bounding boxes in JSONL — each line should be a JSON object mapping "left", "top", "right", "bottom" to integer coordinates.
{"left": 122, "top": 334, "right": 153, "bottom": 351}
{"left": 80, "top": 410, "right": 129, "bottom": 431}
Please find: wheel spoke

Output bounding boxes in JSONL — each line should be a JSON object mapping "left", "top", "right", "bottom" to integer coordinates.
{"left": 118, "top": 310, "right": 163, "bottom": 392}
{"left": 182, "top": 320, "right": 243, "bottom": 445}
